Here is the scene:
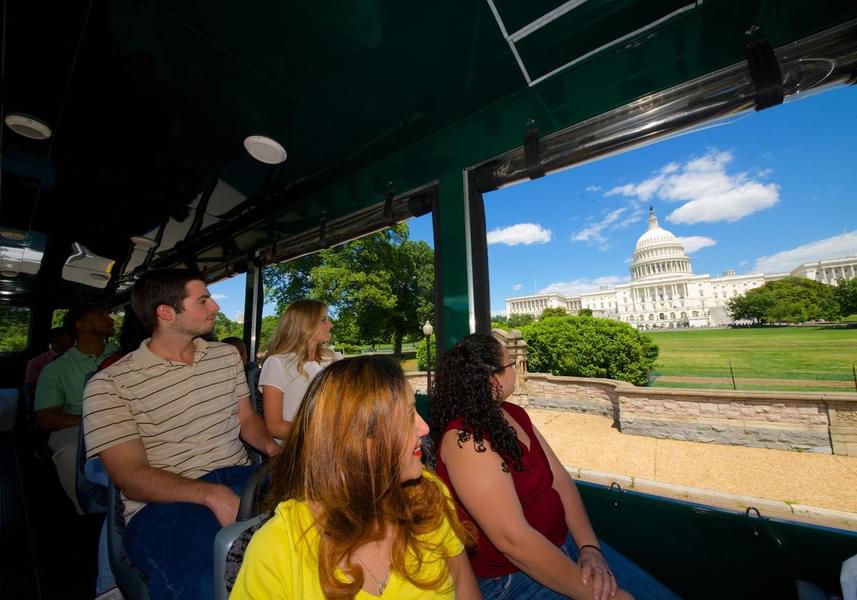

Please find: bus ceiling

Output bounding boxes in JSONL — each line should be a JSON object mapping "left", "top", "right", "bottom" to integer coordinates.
{"left": 0, "top": 1, "right": 855, "bottom": 309}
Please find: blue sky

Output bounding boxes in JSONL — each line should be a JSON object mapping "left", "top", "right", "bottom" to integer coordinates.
{"left": 211, "top": 84, "right": 857, "bottom": 320}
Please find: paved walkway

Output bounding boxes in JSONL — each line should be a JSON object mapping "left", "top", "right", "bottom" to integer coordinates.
{"left": 530, "top": 408, "right": 857, "bottom": 529}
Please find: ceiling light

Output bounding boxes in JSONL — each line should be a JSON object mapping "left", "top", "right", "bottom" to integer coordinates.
{"left": 130, "top": 236, "right": 158, "bottom": 249}
{"left": 244, "top": 135, "right": 287, "bottom": 165}
{"left": 0, "top": 270, "right": 18, "bottom": 278}
{"left": 0, "top": 230, "right": 27, "bottom": 241}
{"left": 4, "top": 113, "right": 52, "bottom": 140}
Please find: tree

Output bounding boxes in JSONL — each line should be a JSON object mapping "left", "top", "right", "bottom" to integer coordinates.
{"left": 578, "top": 308, "right": 593, "bottom": 317}
{"left": 263, "top": 255, "right": 321, "bottom": 314}
{"left": 834, "top": 277, "right": 857, "bottom": 317}
{"left": 727, "top": 277, "right": 840, "bottom": 324}
{"left": 256, "top": 315, "right": 280, "bottom": 357}
{"left": 415, "top": 333, "right": 436, "bottom": 371}
{"left": 503, "top": 313, "right": 535, "bottom": 330}
{"left": 263, "top": 223, "right": 434, "bottom": 355}
{"left": 541, "top": 307, "right": 567, "bottom": 319}
{"left": 0, "top": 306, "right": 30, "bottom": 352}
{"left": 522, "top": 314, "right": 658, "bottom": 386}
{"left": 213, "top": 312, "right": 244, "bottom": 340}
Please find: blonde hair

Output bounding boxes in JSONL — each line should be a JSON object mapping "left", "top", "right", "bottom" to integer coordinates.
{"left": 267, "top": 299, "right": 334, "bottom": 375}
{"left": 267, "top": 357, "right": 474, "bottom": 600}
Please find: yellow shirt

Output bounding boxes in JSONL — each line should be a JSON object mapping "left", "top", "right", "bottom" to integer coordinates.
{"left": 230, "top": 472, "right": 464, "bottom": 599}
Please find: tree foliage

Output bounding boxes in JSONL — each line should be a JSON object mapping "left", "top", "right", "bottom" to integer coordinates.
{"left": 415, "top": 333, "right": 436, "bottom": 371}
{"left": 0, "top": 306, "right": 30, "bottom": 352}
{"left": 834, "top": 277, "right": 857, "bottom": 317}
{"left": 727, "top": 277, "right": 840, "bottom": 324}
{"left": 263, "top": 223, "right": 434, "bottom": 355}
{"left": 213, "top": 312, "right": 244, "bottom": 340}
{"left": 522, "top": 315, "right": 658, "bottom": 386}
{"left": 491, "top": 313, "right": 535, "bottom": 331}
{"left": 541, "top": 307, "right": 568, "bottom": 319}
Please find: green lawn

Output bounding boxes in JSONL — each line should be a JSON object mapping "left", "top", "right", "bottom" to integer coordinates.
{"left": 644, "top": 327, "right": 857, "bottom": 387}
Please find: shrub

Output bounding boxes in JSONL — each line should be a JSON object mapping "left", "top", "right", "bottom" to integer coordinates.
{"left": 522, "top": 315, "right": 658, "bottom": 386}
{"left": 415, "top": 334, "right": 436, "bottom": 371}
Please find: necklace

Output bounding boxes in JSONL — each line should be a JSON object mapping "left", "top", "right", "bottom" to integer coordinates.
{"left": 355, "top": 556, "right": 390, "bottom": 595}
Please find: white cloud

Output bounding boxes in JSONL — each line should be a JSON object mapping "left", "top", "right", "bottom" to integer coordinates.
{"left": 676, "top": 236, "right": 716, "bottom": 254}
{"left": 754, "top": 230, "right": 857, "bottom": 274}
{"left": 211, "top": 293, "right": 227, "bottom": 300}
{"left": 539, "top": 275, "right": 627, "bottom": 297}
{"left": 570, "top": 208, "right": 625, "bottom": 250}
{"left": 487, "top": 223, "right": 552, "bottom": 246}
{"left": 585, "top": 185, "right": 601, "bottom": 192}
{"left": 606, "top": 150, "right": 779, "bottom": 224}
{"left": 512, "top": 283, "right": 523, "bottom": 291}
{"left": 232, "top": 312, "right": 245, "bottom": 324}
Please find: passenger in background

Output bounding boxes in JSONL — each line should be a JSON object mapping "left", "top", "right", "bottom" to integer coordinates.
{"left": 35, "top": 306, "right": 116, "bottom": 514}
{"left": 98, "top": 307, "right": 149, "bottom": 370}
{"left": 24, "top": 326, "right": 73, "bottom": 397}
{"left": 259, "top": 299, "right": 341, "bottom": 442}
{"left": 232, "top": 356, "right": 481, "bottom": 599}
{"left": 431, "top": 334, "right": 677, "bottom": 600}
{"left": 83, "top": 269, "right": 279, "bottom": 600}
{"left": 222, "top": 336, "right": 262, "bottom": 414}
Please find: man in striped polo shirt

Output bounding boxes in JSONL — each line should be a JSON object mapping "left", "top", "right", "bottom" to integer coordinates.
{"left": 83, "top": 269, "right": 279, "bottom": 600}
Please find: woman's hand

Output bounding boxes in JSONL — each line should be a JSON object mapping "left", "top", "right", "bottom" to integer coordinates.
{"left": 578, "top": 545, "right": 617, "bottom": 600}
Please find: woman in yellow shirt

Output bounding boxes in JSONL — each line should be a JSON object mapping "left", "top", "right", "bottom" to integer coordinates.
{"left": 231, "top": 356, "right": 481, "bottom": 599}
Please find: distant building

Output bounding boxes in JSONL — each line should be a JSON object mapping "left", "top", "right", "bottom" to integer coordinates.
{"left": 506, "top": 207, "right": 857, "bottom": 329}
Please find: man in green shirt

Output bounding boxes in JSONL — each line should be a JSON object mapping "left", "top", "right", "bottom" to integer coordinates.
{"left": 35, "top": 305, "right": 116, "bottom": 513}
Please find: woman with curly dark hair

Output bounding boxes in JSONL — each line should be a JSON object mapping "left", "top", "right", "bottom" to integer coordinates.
{"left": 431, "top": 333, "right": 678, "bottom": 600}
{"left": 232, "top": 356, "right": 480, "bottom": 599}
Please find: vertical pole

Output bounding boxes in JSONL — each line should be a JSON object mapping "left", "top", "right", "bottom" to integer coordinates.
{"left": 852, "top": 362, "right": 857, "bottom": 393}
{"left": 426, "top": 334, "right": 432, "bottom": 392}
{"left": 729, "top": 361, "right": 737, "bottom": 390}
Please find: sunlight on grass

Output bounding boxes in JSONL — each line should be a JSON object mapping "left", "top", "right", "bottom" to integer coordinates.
{"left": 644, "top": 327, "right": 857, "bottom": 390}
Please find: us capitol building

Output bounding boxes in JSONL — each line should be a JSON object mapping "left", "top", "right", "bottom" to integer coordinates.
{"left": 506, "top": 207, "right": 857, "bottom": 329}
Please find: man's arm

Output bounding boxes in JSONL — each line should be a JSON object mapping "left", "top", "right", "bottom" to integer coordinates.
{"left": 237, "top": 395, "right": 280, "bottom": 457}
{"left": 99, "top": 438, "right": 241, "bottom": 527}
{"left": 36, "top": 405, "right": 81, "bottom": 430}
{"left": 34, "top": 364, "right": 78, "bottom": 431}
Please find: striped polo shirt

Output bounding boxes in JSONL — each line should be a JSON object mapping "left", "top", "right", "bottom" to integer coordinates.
{"left": 83, "top": 337, "right": 250, "bottom": 520}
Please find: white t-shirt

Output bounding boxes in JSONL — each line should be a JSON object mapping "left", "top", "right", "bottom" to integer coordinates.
{"left": 258, "top": 351, "right": 342, "bottom": 422}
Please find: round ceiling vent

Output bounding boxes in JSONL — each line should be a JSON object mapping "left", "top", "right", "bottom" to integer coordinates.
{"left": 0, "top": 270, "right": 19, "bottom": 278}
{"left": 4, "top": 113, "right": 52, "bottom": 140}
{"left": 244, "top": 135, "right": 287, "bottom": 164}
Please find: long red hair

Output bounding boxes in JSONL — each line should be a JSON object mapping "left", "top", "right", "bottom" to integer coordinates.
{"left": 266, "top": 356, "right": 473, "bottom": 599}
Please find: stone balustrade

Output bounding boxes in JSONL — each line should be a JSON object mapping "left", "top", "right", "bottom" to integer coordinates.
{"left": 407, "top": 368, "right": 857, "bottom": 455}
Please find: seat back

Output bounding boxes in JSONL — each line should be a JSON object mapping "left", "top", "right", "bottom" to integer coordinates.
{"left": 213, "top": 512, "right": 269, "bottom": 600}
{"left": 107, "top": 482, "right": 151, "bottom": 600}
{"left": 74, "top": 423, "right": 107, "bottom": 513}
{"left": 237, "top": 462, "right": 270, "bottom": 521}
{"left": 245, "top": 362, "right": 262, "bottom": 415}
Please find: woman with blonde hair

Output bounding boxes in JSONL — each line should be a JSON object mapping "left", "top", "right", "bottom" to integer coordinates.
{"left": 259, "top": 299, "right": 341, "bottom": 441}
{"left": 231, "top": 356, "right": 481, "bottom": 599}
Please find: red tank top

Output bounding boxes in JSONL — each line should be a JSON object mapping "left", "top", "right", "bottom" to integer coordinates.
{"left": 434, "top": 402, "right": 567, "bottom": 577}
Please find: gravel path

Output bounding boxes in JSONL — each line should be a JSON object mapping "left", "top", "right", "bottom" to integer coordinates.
{"left": 530, "top": 408, "right": 857, "bottom": 516}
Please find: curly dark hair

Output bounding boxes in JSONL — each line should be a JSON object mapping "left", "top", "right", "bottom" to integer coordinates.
{"left": 430, "top": 333, "right": 523, "bottom": 471}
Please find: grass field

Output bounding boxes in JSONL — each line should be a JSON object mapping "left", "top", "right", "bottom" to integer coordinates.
{"left": 644, "top": 326, "right": 857, "bottom": 391}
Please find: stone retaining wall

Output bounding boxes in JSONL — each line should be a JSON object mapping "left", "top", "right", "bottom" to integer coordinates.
{"left": 410, "top": 369, "right": 857, "bottom": 455}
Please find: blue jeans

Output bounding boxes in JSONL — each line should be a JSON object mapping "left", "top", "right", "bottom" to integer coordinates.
{"left": 477, "top": 534, "right": 681, "bottom": 600}
{"left": 124, "top": 465, "right": 257, "bottom": 600}
{"left": 84, "top": 458, "right": 115, "bottom": 594}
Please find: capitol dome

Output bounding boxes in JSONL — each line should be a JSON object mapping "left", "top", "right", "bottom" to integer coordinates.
{"left": 630, "top": 207, "right": 692, "bottom": 281}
